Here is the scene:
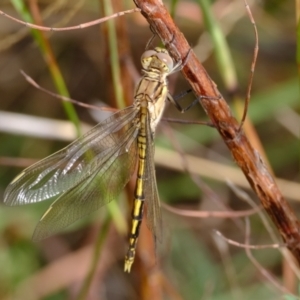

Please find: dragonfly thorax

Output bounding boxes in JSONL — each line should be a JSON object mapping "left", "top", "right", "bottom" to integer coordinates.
{"left": 134, "top": 48, "right": 175, "bottom": 133}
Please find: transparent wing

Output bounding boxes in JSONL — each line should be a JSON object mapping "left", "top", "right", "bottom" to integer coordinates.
{"left": 3, "top": 106, "right": 140, "bottom": 240}
{"left": 144, "top": 112, "right": 162, "bottom": 245}
{"left": 32, "top": 137, "right": 137, "bottom": 240}
{"left": 4, "top": 106, "right": 138, "bottom": 206}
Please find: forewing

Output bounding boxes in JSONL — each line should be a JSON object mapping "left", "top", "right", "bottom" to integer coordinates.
{"left": 4, "top": 106, "right": 137, "bottom": 206}
{"left": 32, "top": 135, "right": 138, "bottom": 240}
{"left": 144, "top": 112, "right": 162, "bottom": 244}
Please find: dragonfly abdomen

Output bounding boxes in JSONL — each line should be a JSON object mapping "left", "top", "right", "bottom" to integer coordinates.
{"left": 124, "top": 106, "right": 148, "bottom": 272}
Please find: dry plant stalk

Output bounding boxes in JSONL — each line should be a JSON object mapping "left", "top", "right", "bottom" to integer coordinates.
{"left": 133, "top": 0, "right": 300, "bottom": 264}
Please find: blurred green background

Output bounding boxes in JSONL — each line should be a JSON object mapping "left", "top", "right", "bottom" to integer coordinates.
{"left": 0, "top": 0, "right": 299, "bottom": 299}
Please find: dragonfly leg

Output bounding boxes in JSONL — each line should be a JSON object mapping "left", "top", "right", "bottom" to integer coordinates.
{"left": 168, "top": 91, "right": 222, "bottom": 113}
{"left": 145, "top": 25, "right": 157, "bottom": 50}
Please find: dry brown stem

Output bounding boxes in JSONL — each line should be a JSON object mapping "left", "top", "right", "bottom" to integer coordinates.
{"left": 133, "top": 0, "right": 300, "bottom": 264}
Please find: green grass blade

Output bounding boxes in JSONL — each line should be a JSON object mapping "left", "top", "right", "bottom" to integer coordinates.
{"left": 11, "top": 0, "right": 81, "bottom": 136}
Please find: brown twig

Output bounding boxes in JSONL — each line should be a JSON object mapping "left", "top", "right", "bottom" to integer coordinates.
{"left": 0, "top": 8, "right": 141, "bottom": 31}
{"left": 243, "top": 218, "right": 293, "bottom": 295}
{"left": 133, "top": 0, "right": 300, "bottom": 264}
{"left": 163, "top": 202, "right": 259, "bottom": 219}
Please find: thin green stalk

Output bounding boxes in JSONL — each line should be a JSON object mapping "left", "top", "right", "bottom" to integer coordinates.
{"left": 102, "top": 0, "right": 126, "bottom": 109}
{"left": 107, "top": 200, "right": 127, "bottom": 235}
{"left": 75, "top": 201, "right": 127, "bottom": 300}
{"left": 76, "top": 213, "right": 112, "bottom": 300}
{"left": 296, "top": 0, "right": 300, "bottom": 180}
{"left": 170, "top": 0, "right": 179, "bottom": 19}
{"left": 78, "top": 1, "right": 128, "bottom": 294}
{"left": 297, "top": 0, "right": 300, "bottom": 80}
{"left": 11, "top": 0, "right": 81, "bottom": 136}
{"left": 197, "top": 0, "right": 237, "bottom": 91}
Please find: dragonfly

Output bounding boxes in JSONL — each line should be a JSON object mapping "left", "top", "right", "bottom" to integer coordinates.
{"left": 3, "top": 47, "right": 184, "bottom": 273}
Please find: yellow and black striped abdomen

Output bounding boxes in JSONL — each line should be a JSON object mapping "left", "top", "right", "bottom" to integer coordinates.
{"left": 124, "top": 106, "right": 148, "bottom": 272}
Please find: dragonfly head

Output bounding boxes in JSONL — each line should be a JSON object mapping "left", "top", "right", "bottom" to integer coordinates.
{"left": 141, "top": 47, "right": 174, "bottom": 75}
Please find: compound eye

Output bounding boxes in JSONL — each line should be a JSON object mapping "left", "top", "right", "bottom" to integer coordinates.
{"left": 156, "top": 52, "right": 174, "bottom": 70}
{"left": 141, "top": 50, "right": 157, "bottom": 69}
{"left": 141, "top": 50, "right": 156, "bottom": 61}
